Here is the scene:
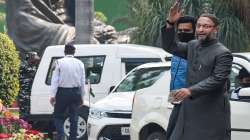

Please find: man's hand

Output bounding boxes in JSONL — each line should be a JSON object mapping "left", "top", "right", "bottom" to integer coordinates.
{"left": 173, "top": 88, "right": 191, "bottom": 101}
{"left": 50, "top": 97, "right": 56, "bottom": 106}
{"left": 167, "top": 1, "right": 183, "bottom": 24}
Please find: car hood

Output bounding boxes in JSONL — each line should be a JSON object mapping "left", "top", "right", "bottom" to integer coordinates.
{"left": 92, "top": 91, "right": 135, "bottom": 112}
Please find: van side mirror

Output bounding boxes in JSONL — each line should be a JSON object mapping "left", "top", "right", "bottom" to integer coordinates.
{"left": 165, "top": 56, "right": 172, "bottom": 61}
{"left": 238, "top": 87, "right": 250, "bottom": 102}
{"left": 89, "top": 87, "right": 95, "bottom": 97}
{"left": 109, "top": 86, "right": 115, "bottom": 93}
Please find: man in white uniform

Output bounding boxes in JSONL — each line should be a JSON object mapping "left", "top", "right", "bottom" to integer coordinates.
{"left": 50, "top": 44, "right": 85, "bottom": 140}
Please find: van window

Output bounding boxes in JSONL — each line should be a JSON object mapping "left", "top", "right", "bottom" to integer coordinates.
{"left": 115, "top": 67, "right": 168, "bottom": 92}
{"left": 46, "top": 56, "right": 105, "bottom": 85}
{"left": 121, "top": 58, "right": 162, "bottom": 74}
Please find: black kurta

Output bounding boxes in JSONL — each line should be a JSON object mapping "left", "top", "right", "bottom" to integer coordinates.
{"left": 161, "top": 27, "right": 232, "bottom": 140}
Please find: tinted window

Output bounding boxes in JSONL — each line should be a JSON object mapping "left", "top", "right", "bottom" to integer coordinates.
{"left": 46, "top": 56, "right": 105, "bottom": 85}
{"left": 115, "top": 67, "right": 168, "bottom": 92}
{"left": 121, "top": 58, "right": 162, "bottom": 74}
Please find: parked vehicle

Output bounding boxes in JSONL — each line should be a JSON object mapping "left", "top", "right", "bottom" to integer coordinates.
{"left": 130, "top": 53, "right": 250, "bottom": 140}
{"left": 28, "top": 44, "right": 170, "bottom": 139}
{"left": 87, "top": 62, "right": 171, "bottom": 140}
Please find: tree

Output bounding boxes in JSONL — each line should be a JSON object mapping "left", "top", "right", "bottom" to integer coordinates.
{"left": 0, "top": 33, "right": 20, "bottom": 106}
{"left": 128, "top": 0, "right": 250, "bottom": 52}
{"left": 127, "top": 0, "right": 172, "bottom": 46}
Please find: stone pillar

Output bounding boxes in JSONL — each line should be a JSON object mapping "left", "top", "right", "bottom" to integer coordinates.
{"left": 75, "top": 0, "right": 94, "bottom": 44}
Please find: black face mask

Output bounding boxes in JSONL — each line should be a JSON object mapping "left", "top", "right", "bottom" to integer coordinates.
{"left": 241, "top": 83, "right": 250, "bottom": 88}
{"left": 177, "top": 32, "right": 195, "bottom": 42}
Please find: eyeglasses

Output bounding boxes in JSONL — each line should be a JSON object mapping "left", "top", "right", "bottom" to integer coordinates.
{"left": 196, "top": 24, "right": 215, "bottom": 29}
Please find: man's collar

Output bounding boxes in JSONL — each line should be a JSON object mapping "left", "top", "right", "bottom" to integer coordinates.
{"left": 65, "top": 55, "right": 74, "bottom": 57}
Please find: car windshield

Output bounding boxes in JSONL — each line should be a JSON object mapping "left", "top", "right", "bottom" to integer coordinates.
{"left": 115, "top": 66, "right": 169, "bottom": 92}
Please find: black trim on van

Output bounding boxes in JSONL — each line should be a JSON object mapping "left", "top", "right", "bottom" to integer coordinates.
{"left": 121, "top": 58, "right": 161, "bottom": 63}
{"left": 121, "top": 58, "right": 162, "bottom": 74}
{"left": 231, "top": 128, "right": 250, "bottom": 132}
{"left": 233, "top": 54, "right": 250, "bottom": 63}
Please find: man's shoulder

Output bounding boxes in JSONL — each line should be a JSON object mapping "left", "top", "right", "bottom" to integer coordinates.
{"left": 217, "top": 42, "right": 230, "bottom": 51}
{"left": 213, "top": 42, "right": 232, "bottom": 56}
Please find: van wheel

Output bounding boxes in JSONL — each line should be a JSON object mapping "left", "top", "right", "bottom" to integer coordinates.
{"left": 146, "top": 131, "right": 166, "bottom": 140}
{"left": 63, "top": 106, "right": 89, "bottom": 140}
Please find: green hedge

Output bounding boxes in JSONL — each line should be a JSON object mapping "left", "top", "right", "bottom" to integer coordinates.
{"left": 0, "top": 33, "right": 20, "bottom": 106}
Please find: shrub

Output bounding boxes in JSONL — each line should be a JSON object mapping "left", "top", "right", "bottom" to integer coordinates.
{"left": 95, "top": 11, "right": 108, "bottom": 23}
{"left": 0, "top": 33, "right": 20, "bottom": 106}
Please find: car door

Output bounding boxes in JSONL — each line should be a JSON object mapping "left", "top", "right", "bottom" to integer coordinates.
{"left": 230, "top": 56, "right": 250, "bottom": 139}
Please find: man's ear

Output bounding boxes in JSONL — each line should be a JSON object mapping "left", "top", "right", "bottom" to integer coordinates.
{"left": 213, "top": 26, "right": 219, "bottom": 33}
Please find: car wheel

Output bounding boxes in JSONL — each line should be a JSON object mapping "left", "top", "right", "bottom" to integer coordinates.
{"left": 146, "top": 131, "right": 166, "bottom": 140}
{"left": 63, "top": 106, "right": 89, "bottom": 140}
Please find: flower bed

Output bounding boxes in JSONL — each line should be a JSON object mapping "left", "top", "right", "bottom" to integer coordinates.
{"left": 0, "top": 100, "right": 45, "bottom": 140}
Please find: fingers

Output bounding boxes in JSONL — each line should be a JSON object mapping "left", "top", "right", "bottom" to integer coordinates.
{"left": 173, "top": 1, "right": 180, "bottom": 9}
{"left": 50, "top": 98, "right": 56, "bottom": 106}
{"left": 173, "top": 89, "right": 188, "bottom": 101}
{"left": 168, "top": 2, "right": 184, "bottom": 19}
{"left": 174, "top": 91, "right": 185, "bottom": 101}
{"left": 179, "top": 9, "right": 185, "bottom": 16}
{"left": 172, "top": 0, "right": 182, "bottom": 11}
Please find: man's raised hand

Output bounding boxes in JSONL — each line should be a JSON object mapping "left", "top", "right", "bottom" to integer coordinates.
{"left": 167, "top": 0, "right": 183, "bottom": 24}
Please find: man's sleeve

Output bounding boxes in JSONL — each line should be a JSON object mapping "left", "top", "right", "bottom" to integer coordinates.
{"left": 51, "top": 61, "right": 59, "bottom": 97}
{"left": 190, "top": 51, "right": 233, "bottom": 98}
{"left": 161, "top": 26, "right": 188, "bottom": 59}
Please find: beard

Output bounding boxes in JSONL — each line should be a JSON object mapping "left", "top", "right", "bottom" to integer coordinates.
{"left": 197, "top": 32, "right": 217, "bottom": 42}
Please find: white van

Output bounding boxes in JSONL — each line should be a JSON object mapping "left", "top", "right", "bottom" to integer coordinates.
{"left": 130, "top": 53, "right": 250, "bottom": 140}
{"left": 28, "top": 44, "right": 170, "bottom": 139}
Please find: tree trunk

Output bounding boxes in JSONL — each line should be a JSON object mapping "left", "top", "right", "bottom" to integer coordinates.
{"left": 75, "top": 0, "right": 94, "bottom": 44}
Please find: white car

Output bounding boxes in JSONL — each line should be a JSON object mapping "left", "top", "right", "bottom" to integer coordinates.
{"left": 130, "top": 53, "right": 250, "bottom": 140}
{"left": 87, "top": 62, "right": 171, "bottom": 140}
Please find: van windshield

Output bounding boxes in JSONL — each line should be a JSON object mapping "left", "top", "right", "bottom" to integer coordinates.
{"left": 115, "top": 67, "right": 169, "bottom": 92}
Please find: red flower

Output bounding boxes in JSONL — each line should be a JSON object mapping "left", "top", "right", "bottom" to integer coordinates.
{"left": 25, "top": 129, "right": 40, "bottom": 135}
{"left": 0, "top": 133, "right": 12, "bottom": 138}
